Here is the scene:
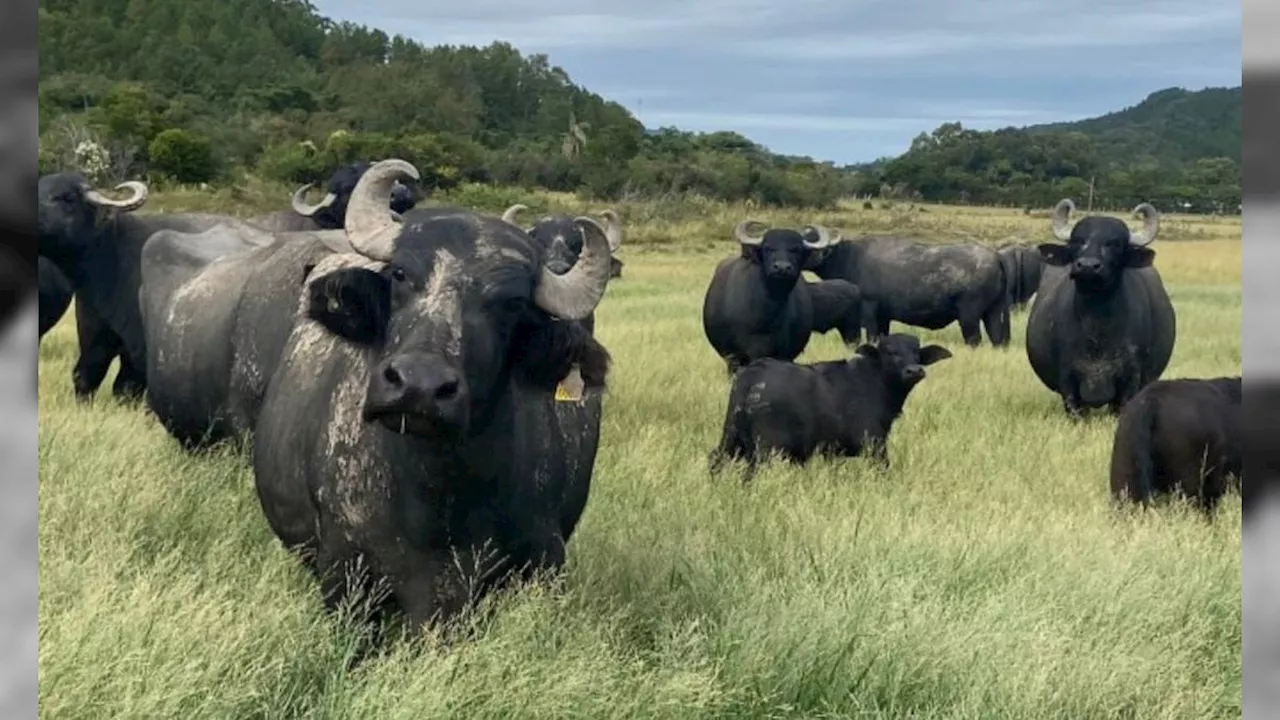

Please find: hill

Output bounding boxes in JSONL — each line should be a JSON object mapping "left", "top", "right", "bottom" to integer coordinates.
{"left": 1026, "top": 86, "right": 1240, "bottom": 171}
{"left": 872, "top": 86, "right": 1240, "bottom": 212}
{"left": 36, "top": 0, "right": 1239, "bottom": 212}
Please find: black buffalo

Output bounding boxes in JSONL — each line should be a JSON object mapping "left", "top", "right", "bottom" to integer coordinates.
{"left": 807, "top": 236, "right": 1011, "bottom": 347}
{"left": 1109, "top": 376, "right": 1241, "bottom": 513}
{"left": 996, "top": 243, "right": 1043, "bottom": 310}
{"left": 501, "top": 204, "right": 625, "bottom": 282}
{"left": 139, "top": 221, "right": 355, "bottom": 449}
{"left": 39, "top": 164, "right": 416, "bottom": 402}
{"left": 38, "top": 256, "right": 71, "bottom": 339}
{"left": 1025, "top": 199, "right": 1177, "bottom": 417}
{"left": 702, "top": 220, "right": 862, "bottom": 374}
{"left": 260, "top": 161, "right": 418, "bottom": 232}
{"left": 37, "top": 175, "right": 230, "bottom": 400}
{"left": 709, "top": 333, "right": 951, "bottom": 478}
{"left": 250, "top": 159, "right": 615, "bottom": 633}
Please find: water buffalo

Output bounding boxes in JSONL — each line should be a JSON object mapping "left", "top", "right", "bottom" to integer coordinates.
{"left": 250, "top": 159, "right": 615, "bottom": 634}
{"left": 1109, "top": 376, "right": 1241, "bottom": 513}
{"left": 806, "top": 236, "right": 1011, "bottom": 347}
{"left": 1025, "top": 199, "right": 1176, "bottom": 417}
{"left": 702, "top": 220, "right": 862, "bottom": 374}
{"left": 709, "top": 332, "right": 951, "bottom": 479}
{"left": 38, "top": 257, "right": 71, "bottom": 339}
{"left": 39, "top": 164, "right": 418, "bottom": 402}
{"left": 500, "top": 204, "right": 625, "bottom": 282}
{"left": 139, "top": 221, "right": 356, "bottom": 449}
{"left": 997, "top": 243, "right": 1043, "bottom": 310}
{"left": 38, "top": 174, "right": 238, "bottom": 400}
{"left": 255, "top": 161, "right": 418, "bottom": 232}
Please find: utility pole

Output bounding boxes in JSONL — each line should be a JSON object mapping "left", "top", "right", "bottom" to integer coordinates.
{"left": 1087, "top": 176, "right": 1095, "bottom": 212}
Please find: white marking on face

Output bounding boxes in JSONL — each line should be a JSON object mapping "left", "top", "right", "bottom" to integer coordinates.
{"left": 418, "top": 248, "right": 465, "bottom": 359}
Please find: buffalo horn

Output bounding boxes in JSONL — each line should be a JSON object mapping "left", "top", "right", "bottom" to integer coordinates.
{"left": 597, "top": 209, "right": 623, "bottom": 253}
{"left": 1129, "top": 203, "right": 1160, "bottom": 246}
{"left": 501, "top": 203, "right": 527, "bottom": 226}
{"left": 84, "top": 181, "right": 148, "bottom": 211}
{"left": 533, "top": 216, "right": 612, "bottom": 320}
{"left": 734, "top": 219, "right": 767, "bottom": 246}
{"left": 343, "top": 159, "right": 421, "bottom": 262}
{"left": 1050, "top": 198, "right": 1075, "bottom": 241}
{"left": 291, "top": 184, "right": 338, "bottom": 216}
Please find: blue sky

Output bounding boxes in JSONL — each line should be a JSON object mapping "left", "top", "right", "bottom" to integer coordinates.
{"left": 311, "top": 0, "right": 1241, "bottom": 165}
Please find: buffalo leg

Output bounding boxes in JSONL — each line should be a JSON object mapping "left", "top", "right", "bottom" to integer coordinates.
{"left": 71, "top": 338, "right": 123, "bottom": 401}
{"left": 861, "top": 302, "right": 881, "bottom": 343}
{"left": 111, "top": 353, "right": 146, "bottom": 401}
{"left": 957, "top": 304, "right": 984, "bottom": 347}
{"left": 981, "top": 301, "right": 1011, "bottom": 347}
{"left": 836, "top": 310, "right": 862, "bottom": 346}
{"left": 1060, "top": 374, "right": 1086, "bottom": 419}
{"left": 1112, "top": 373, "right": 1145, "bottom": 415}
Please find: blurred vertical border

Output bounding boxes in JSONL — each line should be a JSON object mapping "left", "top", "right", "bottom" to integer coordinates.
{"left": 0, "top": 0, "right": 37, "bottom": 714}
{"left": 1244, "top": 0, "right": 1280, "bottom": 715}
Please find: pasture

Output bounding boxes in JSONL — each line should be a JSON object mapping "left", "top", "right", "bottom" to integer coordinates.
{"left": 38, "top": 188, "right": 1242, "bottom": 718}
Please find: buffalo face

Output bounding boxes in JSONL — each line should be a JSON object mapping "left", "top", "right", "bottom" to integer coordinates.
{"left": 734, "top": 220, "right": 840, "bottom": 288}
{"left": 500, "top": 205, "right": 624, "bottom": 277}
{"left": 854, "top": 333, "right": 952, "bottom": 388}
{"left": 38, "top": 173, "right": 148, "bottom": 267}
{"left": 300, "top": 160, "right": 614, "bottom": 442}
{"left": 291, "top": 161, "right": 418, "bottom": 229}
{"left": 1037, "top": 199, "right": 1159, "bottom": 292}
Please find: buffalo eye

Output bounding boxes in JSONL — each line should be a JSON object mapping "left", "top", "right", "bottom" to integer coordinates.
{"left": 390, "top": 266, "right": 407, "bottom": 282}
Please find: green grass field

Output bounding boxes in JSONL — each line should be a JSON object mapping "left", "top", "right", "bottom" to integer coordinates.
{"left": 38, "top": 191, "right": 1242, "bottom": 718}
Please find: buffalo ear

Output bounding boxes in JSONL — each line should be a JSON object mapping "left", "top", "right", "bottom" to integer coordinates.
{"left": 918, "top": 345, "right": 952, "bottom": 365}
{"left": 1037, "top": 243, "right": 1072, "bottom": 266}
{"left": 1124, "top": 246, "right": 1155, "bottom": 268}
{"left": 854, "top": 343, "right": 880, "bottom": 360}
{"left": 306, "top": 267, "right": 390, "bottom": 345}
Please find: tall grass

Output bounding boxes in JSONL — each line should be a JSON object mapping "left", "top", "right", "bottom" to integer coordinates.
{"left": 38, "top": 192, "right": 1241, "bottom": 718}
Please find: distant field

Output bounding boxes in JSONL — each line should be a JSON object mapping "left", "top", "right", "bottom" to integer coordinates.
{"left": 38, "top": 191, "right": 1241, "bottom": 718}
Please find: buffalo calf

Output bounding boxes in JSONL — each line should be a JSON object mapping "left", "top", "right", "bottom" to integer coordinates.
{"left": 1109, "top": 376, "right": 1241, "bottom": 513}
{"left": 709, "top": 333, "right": 951, "bottom": 478}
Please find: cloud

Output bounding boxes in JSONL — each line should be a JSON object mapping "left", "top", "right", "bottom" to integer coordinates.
{"left": 340, "top": 0, "right": 1238, "bottom": 58}
{"left": 310, "top": 0, "right": 1240, "bottom": 163}
{"left": 635, "top": 107, "right": 1090, "bottom": 135}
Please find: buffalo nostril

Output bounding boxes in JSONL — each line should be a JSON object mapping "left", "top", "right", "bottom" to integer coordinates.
{"left": 383, "top": 365, "right": 403, "bottom": 386}
{"left": 435, "top": 379, "right": 459, "bottom": 401}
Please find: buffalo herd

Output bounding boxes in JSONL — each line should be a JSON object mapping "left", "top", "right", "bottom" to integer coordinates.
{"left": 37, "top": 157, "right": 1242, "bottom": 641}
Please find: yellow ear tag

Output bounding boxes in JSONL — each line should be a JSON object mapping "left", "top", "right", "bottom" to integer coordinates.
{"left": 555, "top": 366, "right": 584, "bottom": 402}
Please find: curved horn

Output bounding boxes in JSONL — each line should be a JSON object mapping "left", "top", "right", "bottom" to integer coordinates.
{"left": 532, "top": 216, "right": 613, "bottom": 321}
{"left": 597, "top": 209, "right": 623, "bottom": 253}
{"left": 734, "top": 219, "right": 768, "bottom": 246}
{"left": 1050, "top": 198, "right": 1075, "bottom": 242}
{"left": 344, "top": 159, "right": 421, "bottom": 261}
{"left": 1129, "top": 202, "right": 1159, "bottom": 246}
{"left": 83, "top": 181, "right": 148, "bottom": 212}
{"left": 801, "top": 224, "right": 841, "bottom": 250}
{"left": 290, "top": 184, "right": 338, "bottom": 217}
{"left": 501, "top": 203, "right": 528, "bottom": 226}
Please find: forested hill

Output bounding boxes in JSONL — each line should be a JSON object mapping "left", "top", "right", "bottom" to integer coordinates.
{"left": 1026, "top": 86, "right": 1241, "bottom": 171}
{"left": 36, "top": 0, "right": 1240, "bottom": 212}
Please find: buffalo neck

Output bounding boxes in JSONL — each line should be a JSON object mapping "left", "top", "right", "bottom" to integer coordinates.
{"left": 808, "top": 241, "right": 857, "bottom": 281}
{"left": 831, "top": 359, "right": 915, "bottom": 427}
{"left": 1069, "top": 275, "right": 1133, "bottom": 339}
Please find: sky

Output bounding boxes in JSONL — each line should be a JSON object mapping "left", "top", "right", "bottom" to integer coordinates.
{"left": 310, "top": 0, "right": 1241, "bottom": 165}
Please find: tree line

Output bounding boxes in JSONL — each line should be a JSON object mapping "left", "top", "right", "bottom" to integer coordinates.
{"left": 37, "top": 0, "right": 1240, "bottom": 212}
